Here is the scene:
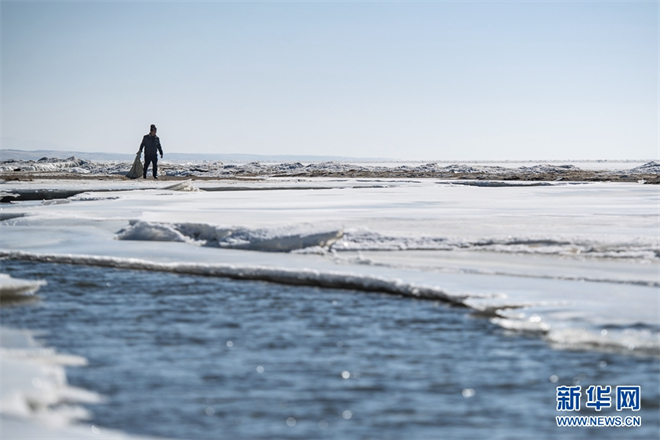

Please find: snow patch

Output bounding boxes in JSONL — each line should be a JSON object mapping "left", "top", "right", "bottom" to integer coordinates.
{"left": 117, "top": 221, "right": 344, "bottom": 252}
{"left": 116, "top": 221, "right": 191, "bottom": 243}
{"left": 629, "top": 161, "right": 660, "bottom": 174}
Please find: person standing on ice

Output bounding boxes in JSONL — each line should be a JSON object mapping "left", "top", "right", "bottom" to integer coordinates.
{"left": 139, "top": 124, "right": 163, "bottom": 179}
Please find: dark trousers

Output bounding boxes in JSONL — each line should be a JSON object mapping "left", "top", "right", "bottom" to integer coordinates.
{"left": 144, "top": 154, "right": 158, "bottom": 178}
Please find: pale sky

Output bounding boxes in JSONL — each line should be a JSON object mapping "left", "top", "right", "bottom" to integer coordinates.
{"left": 2, "top": 1, "right": 658, "bottom": 160}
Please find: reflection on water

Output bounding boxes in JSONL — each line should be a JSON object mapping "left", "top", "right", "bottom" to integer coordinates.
{"left": 1, "top": 261, "right": 657, "bottom": 440}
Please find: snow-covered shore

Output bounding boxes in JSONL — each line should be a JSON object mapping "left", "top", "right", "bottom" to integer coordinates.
{"left": 1, "top": 157, "right": 659, "bottom": 182}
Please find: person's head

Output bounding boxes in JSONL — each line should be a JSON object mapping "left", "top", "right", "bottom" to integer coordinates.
{"left": 150, "top": 124, "right": 157, "bottom": 136}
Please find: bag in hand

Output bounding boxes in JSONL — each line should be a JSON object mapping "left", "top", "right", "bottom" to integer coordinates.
{"left": 126, "top": 153, "right": 144, "bottom": 179}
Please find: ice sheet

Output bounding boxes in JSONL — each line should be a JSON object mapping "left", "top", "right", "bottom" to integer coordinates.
{"left": 0, "top": 179, "right": 657, "bottom": 357}
{"left": 2, "top": 179, "right": 657, "bottom": 252}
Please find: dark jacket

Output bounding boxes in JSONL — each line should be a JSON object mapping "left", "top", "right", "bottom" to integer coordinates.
{"left": 139, "top": 134, "right": 163, "bottom": 157}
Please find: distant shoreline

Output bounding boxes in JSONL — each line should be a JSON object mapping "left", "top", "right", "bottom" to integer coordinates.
{"left": 0, "top": 149, "right": 652, "bottom": 164}
{"left": 1, "top": 156, "right": 658, "bottom": 188}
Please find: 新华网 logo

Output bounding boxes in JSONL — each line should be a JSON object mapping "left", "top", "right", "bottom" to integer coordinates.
{"left": 555, "top": 385, "right": 641, "bottom": 428}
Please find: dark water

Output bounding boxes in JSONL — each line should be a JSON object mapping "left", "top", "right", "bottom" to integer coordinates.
{"left": 1, "top": 261, "right": 658, "bottom": 440}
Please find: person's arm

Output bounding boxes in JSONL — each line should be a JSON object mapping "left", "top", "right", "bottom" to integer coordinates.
{"left": 138, "top": 136, "right": 145, "bottom": 154}
{"left": 157, "top": 138, "right": 163, "bottom": 158}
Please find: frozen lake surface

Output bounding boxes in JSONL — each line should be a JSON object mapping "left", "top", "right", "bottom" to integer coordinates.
{"left": 0, "top": 177, "right": 658, "bottom": 438}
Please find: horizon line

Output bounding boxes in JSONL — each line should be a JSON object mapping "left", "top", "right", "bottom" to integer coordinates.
{"left": 0, "top": 149, "right": 654, "bottom": 163}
